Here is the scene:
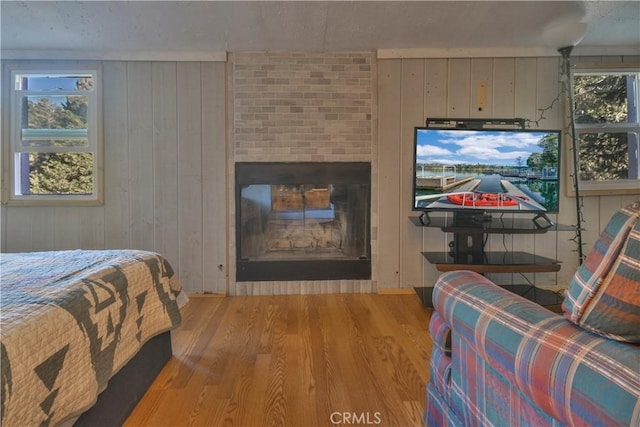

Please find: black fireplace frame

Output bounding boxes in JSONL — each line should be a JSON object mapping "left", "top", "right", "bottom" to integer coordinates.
{"left": 235, "top": 162, "right": 371, "bottom": 282}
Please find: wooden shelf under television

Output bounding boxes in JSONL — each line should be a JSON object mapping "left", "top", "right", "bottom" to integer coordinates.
{"left": 422, "top": 251, "right": 561, "bottom": 273}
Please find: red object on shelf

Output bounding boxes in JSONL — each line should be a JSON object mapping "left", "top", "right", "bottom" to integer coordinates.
{"left": 446, "top": 192, "right": 528, "bottom": 207}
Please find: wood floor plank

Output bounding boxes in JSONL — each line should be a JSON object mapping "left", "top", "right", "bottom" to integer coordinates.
{"left": 125, "top": 293, "right": 434, "bottom": 426}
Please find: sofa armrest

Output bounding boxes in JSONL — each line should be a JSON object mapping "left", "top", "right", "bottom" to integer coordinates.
{"left": 433, "top": 270, "right": 640, "bottom": 426}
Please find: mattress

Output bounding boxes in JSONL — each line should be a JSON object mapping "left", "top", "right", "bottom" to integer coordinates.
{"left": 0, "top": 249, "right": 185, "bottom": 426}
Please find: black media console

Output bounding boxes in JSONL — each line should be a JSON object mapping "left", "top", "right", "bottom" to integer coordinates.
{"left": 412, "top": 211, "right": 573, "bottom": 310}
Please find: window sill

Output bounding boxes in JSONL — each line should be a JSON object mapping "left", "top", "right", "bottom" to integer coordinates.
{"left": 2, "top": 197, "right": 104, "bottom": 207}
{"left": 567, "top": 179, "right": 640, "bottom": 197}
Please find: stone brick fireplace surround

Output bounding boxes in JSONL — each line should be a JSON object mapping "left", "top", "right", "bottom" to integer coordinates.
{"left": 229, "top": 51, "right": 377, "bottom": 295}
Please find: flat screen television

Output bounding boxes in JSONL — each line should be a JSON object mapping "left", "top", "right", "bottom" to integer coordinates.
{"left": 413, "top": 126, "right": 561, "bottom": 214}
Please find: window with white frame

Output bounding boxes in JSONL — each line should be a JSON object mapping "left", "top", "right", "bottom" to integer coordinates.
{"left": 5, "top": 65, "right": 102, "bottom": 204}
{"left": 572, "top": 66, "right": 640, "bottom": 194}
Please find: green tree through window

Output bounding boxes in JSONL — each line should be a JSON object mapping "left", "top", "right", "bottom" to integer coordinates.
{"left": 8, "top": 67, "right": 100, "bottom": 204}
{"left": 25, "top": 80, "right": 93, "bottom": 194}
{"left": 573, "top": 71, "right": 639, "bottom": 183}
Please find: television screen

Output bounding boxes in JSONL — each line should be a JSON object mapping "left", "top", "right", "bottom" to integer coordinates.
{"left": 413, "top": 127, "right": 561, "bottom": 213}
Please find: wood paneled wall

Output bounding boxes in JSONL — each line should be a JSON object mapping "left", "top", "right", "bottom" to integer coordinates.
{"left": 1, "top": 61, "right": 227, "bottom": 294}
{"left": 2, "top": 55, "right": 637, "bottom": 295}
{"left": 376, "top": 56, "right": 639, "bottom": 290}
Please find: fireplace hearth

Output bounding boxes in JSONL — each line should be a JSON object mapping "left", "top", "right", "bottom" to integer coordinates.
{"left": 235, "top": 162, "right": 371, "bottom": 281}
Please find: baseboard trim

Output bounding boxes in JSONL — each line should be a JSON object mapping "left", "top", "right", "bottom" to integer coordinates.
{"left": 187, "top": 292, "right": 227, "bottom": 298}
{"left": 377, "top": 288, "right": 418, "bottom": 295}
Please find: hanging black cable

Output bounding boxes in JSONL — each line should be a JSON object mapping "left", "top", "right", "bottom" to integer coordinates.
{"left": 558, "top": 45, "right": 585, "bottom": 264}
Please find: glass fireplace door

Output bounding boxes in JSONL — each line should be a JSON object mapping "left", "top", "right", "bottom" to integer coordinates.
{"left": 236, "top": 162, "right": 371, "bottom": 281}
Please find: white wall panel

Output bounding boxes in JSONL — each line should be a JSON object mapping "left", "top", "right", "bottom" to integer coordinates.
{"left": 177, "top": 62, "right": 204, "bottom": 293}
{"left": 127, "top": 62, "right": 155, "bottom": 252}
{"left": 2, "top": 60, "right": 227, "bottom": 294}
{"left": 376, "top": 55, "right": 636, "bottom": 290}
{"left": 514, "top": 58, "right": 538, "bottom": 122}
{"left": 103, "top": 61, "right": 131, "bottom": 249}
{"left": 424, "top": 59, "right": 448, "bottom": 118}
{"left": 470, "top": 58, "right": 494, "bottom": 119}
{"left": 79, "top": 207, "right": 105, "bottom": 249}
{"left": 448, "top": 59, "right": 471, "bottom": 118}
{"left": 5, "top": 207, "right": 32, "bottom": 252}
{"left": 152, "top": 62, "right": 180, "bottom": 272}
{"left": 0, "top": 205, "right": 6, "bottom": 252}
{"left": 201, "top": 62, "right": 227, "bottom": 294}
{"left": 30, "top": 207, "right": 56, "bottom": 251}
{"left": 2, "top": 54, "right": 636, "bottom": 294}
{"left": 399, "top": 60, "right": 426, "bottom": 287}
{"left": 492, "top": 59, "right": 515, "bottom": 118}
{"left": 377, "top": 59, "right": 402, "bottom": 288}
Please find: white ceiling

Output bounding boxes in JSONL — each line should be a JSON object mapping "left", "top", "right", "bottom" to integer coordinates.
{"left": 1, "top": 1, "right": 639, "bottom": 57}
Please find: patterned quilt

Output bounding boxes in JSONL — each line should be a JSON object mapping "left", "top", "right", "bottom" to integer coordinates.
{"left": 0, "top": 250, "right": 184, "bottom": 426}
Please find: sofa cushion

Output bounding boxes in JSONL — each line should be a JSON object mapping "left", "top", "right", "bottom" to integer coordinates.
{"left": 432, "top": 271, "right": 640, "bottom": 426}
{"left": 428, "top": 312, "right": 453, "bottom": 405}
{"left": 562, "top": 201, "right": 640, "bottom": 342}
{"left": 429, "top": 310, "right": 452, "bottom": 356}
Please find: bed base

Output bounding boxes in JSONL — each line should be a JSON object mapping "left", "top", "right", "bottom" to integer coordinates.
{"left": 74, "top": 331, "right": 172, "bottom": 426}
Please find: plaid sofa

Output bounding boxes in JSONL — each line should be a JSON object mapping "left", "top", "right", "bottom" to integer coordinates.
{"left": 424, "top": 201, "right": 640, "bottom": 426}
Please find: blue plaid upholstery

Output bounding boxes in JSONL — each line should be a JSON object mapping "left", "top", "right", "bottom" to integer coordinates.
{"left": 425, "top": 270, "right": 640, "bottom": 426}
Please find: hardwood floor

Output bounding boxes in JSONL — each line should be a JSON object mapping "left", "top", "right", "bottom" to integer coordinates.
{"left": 125, "top": 293, "right": 434, "bottom": 426}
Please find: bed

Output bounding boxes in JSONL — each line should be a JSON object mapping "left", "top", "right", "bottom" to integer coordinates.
{"left": 1, "top": 249, "right": 187, "bottom": 426}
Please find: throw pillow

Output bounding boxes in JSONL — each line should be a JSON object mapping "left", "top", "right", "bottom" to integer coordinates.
{"left": 562, "top": 201, "right": 640, "bottom": 343}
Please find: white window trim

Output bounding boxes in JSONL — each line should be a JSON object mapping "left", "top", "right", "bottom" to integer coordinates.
{"left": 569, "top": 62, "right": 640, "bottom": 196}
{"left": 2, "top": 62, "right": 103, "bottom": 206}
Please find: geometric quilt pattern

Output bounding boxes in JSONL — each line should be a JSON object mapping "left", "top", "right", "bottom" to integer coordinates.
{"left": 0, "top": 249, "right": 183, "bottom": 426}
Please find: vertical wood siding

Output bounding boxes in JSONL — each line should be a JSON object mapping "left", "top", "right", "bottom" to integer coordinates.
{"left": 2, "top": 55, "right": 637, "bottom": 294}
{"left": 377, "top": 60, "right": 402, "bottom": 288}
{"left": 1, "top": 61, "right": 227, "bottom": 294}
{"left": 377, "top": 56, "right": 639, "bottom": 290}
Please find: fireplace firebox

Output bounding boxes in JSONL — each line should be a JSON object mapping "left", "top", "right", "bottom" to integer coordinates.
{"left": 236, "top": 162, "right": 371, "bottom": 281}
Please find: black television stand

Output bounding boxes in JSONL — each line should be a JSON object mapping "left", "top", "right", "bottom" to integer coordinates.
{"left": 411, "top": 210, "right": 568, "bottom": 310}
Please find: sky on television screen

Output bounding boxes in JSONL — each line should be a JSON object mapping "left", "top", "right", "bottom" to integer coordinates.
{"left": 416, "top": 130, "right": 548, "bottom": 166}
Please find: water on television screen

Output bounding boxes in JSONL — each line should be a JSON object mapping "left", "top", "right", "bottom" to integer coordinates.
{"left": 414, "top": 129, "right": 560, "bottom": 212}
